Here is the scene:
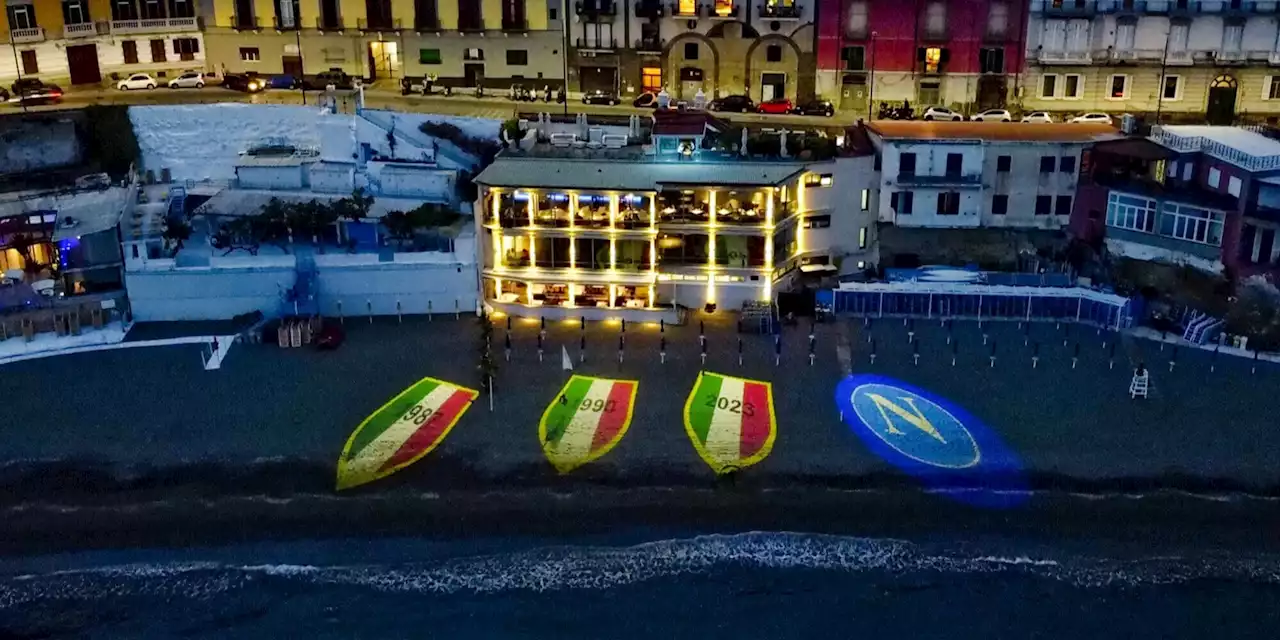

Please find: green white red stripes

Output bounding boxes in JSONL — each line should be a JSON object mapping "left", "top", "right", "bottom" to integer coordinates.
{"left": 337, "top": 377, "right": 478, "bottom": 490}
{"left": 540, "top": 375, "right": 638, "bottom": 473}
{"left": 683, "top": 371, "right": 777, "bottom": 474}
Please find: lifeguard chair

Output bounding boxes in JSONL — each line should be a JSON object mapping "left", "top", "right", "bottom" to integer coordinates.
{"left": 1129, "top": 364, "right": 1150, "bottom": 400}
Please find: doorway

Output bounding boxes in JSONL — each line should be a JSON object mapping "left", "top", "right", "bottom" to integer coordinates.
{"left": 464, "top": 62, "right": 485, "bottom": 87}
{"left": 976, "top": 75, "right": 1007, "bottom": 110}
{"left": 367, "top": 41, "right": 400, "bottom": 81}
{"left": 760, "top": 72, "right": 786, "bottom": 101}
{"left": 918, "top": 80, "right": 941, "bottom": 106}
{"left": 65, "top": 44, "right": 101, "bottom": 85}
{"left": 282, "top": 55, "right": 303, "bottom": 79}
{"left": 679, "top": 66, "right": 703, "bottom": 100}
{"left": 579, "top": 65, "right": 617, "bottom": 93}
{"left": 1207, "top": 74, "right": 1238, "bottom": 126}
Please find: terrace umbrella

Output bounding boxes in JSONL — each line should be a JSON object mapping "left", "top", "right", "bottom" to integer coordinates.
{"left": 740, "top": 127, "right": 749, "bottom": 156}
{"left": 780, "top": 129, "right": 789, "bottom": 158}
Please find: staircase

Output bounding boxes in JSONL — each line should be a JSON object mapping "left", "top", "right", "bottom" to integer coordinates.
{"left": 166, "top": 185, "right": 187, "bottom": 221}
{"left": 288, "top": 254, "right": 319, "bottom": 317}
{"left": 357, "top": 109, "right": 479, "bottom": 170}
{"left": 1179, "top": 309, "right": 1223, "bottom": 345}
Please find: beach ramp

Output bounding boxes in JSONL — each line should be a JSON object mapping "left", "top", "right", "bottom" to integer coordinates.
{"left": 336, "top": 377, "right": 478, "bottom": 490}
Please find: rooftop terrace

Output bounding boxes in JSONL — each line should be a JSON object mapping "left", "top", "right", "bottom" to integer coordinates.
{"left": 1150, "top": 125, "right": 1280, "bottom": 173}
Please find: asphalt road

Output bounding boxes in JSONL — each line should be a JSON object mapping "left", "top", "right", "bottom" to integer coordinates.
{"left": 6, "top": 84, "right": 856, "bottom": 127}
{"left": 3, "top": 314, "right": 1279, "bottom": 494}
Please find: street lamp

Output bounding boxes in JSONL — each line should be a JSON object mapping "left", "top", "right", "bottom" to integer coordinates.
{"left": 867, "top": 31, "right": 878, "bottom": 119}
{"left": 9, "top": 39, "right": 28, "bottom": 113}
{"left": 296, "top": 26, "right": 306, "bottom": 105}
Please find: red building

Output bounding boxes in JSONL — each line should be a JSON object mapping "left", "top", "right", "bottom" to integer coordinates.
{"left": 815, "top": 0, "right": 1029, "bottom": 115}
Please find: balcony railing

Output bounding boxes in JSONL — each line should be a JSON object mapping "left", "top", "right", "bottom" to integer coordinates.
{"left": 919, "top": 24, "right": 949, "bottom": 42}
{"left": 576, "top": 37, "right": 619, "bottom": 51}
{"left": 316, "top": 16, "right": 344, "bottom": 31}
{"left": 358, "top": 17, "right": 401, "bottom": 31}
{"left": 1166, "top": 49, "right": 1193, "bottom": 64}
{"left": 229, "top": 15, "right": 260, "bottom": 31}
{"left": 415, "top": 15, "right": 441, "bottom": 31}
{"left": 1217, "top": 48, "right": 1247, "bottom": 62}
{"left": 110, "top": 16, "right": 199, "bottom": 34}
{"left": 63, "top": 21, "right": 99, "bottom": 37}
{"left": 9, "top": 26, "right": 44, "bottom": 43}
{"left": 707, "top": 2, "right": 740, "bottom": 18}
{"left": 1151, "top": 124, "right": 1280, "bottom": 172}
{"left": 758, "top": 2, "right": 802, "bottom": 19}
{"left": 635, "top": 37, "right": 665, "bottom": 52}
{"left": 576, "top": 0, "right": 618, "bottom": 17}
{"left": 274, "top": 16, "right": 301, "bottom": 30}
{"left": 1037, "top": 49, "right": 1093, "bottom": 64}
{"left": 635, "top": 0, "right": 666, "bottom": 18}
{"left": 983, "top": 29, "right": 1010, "bottom": 44}
{"left": 669, "top": 1, "right": 702, "bottom": 17}
{"left": 501, "top": 17, "right": 528, "bottom": 32}
{"left": 896, "top": 172, "right": 983, "bottom": 187}
{"left": 499, "top": 214, "right": 531, "bottom": 229}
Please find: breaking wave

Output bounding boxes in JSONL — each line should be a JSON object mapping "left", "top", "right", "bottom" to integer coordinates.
{"left": 3, "top": 532, "right": 1278, "bottom": 609}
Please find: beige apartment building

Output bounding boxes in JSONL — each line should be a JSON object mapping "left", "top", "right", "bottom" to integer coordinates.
{"left": 1024, "top": 0, "right": 1280, "bottom": 123}
{"left": 203, "top": 0, "right": 564, "bottom": 86}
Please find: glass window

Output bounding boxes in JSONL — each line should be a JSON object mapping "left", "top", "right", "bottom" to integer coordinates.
{"left": 1041, "top": 74, "right": 1057, "bottom": 99}
{"left": 1064, "top": 74, "right": 1081, "bottom": 98}
{"left": 1106, "top": 192, "right": 1158, "bottom": 233}
{"left": 1109, "top": 75, "right": 1128, "bottom": 99}
{"left": 420, "top": 49, "right": 442, "bottom": 64}
{"left": 1159, "top": 202, "right": 1224, "bottom": 245}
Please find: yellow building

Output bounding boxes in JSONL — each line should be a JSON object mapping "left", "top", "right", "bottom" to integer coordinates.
{"left": 202, "top": 0, "right": 564, "bottom": 86}
{"left": 1, "top": 0, "right": 206, "bottom": 85}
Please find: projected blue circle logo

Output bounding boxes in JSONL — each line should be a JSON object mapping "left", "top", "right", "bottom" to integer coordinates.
{"left": 848, "top": 382, "right": 980, "bottom": 469}
{"left": 836, "top": 374, "right": 1027, "bottom": 508}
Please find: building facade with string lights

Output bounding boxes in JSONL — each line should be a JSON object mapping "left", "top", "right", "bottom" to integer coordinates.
{"left": 472, "top": 111, "right": 877, "bottom": 321}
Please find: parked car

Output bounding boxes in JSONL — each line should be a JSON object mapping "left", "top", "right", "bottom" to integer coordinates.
{"left": 117, "top": 73, "right": 157, "bottom": 90}
{"left": 582, "top": 89, "right": 621, "bottom": 105}
{"left": 792, "top": 99, "right": 835, "bottom": 117}
{"left": 1021, "top": 111, "right": 1054, "bottom": 123}
{"left": 221, "top": 73, "right": 265, "bottom": 93}
{"left": 709, "top": 94, "right": 755, "bottom": 113}
{"left": 1071, "top": 112, "right": 1113, "bottom": 124}
{"left": 633, "top": 91, "right": 659, "bottom": 108}
{"left": 263, "top": 74, "right": 300, "bottom": 89}
{"left": 922, "top": 106, "right": 964, "bottom": 121}
{"left": 167, "top": 71, "right": 206, "bottom": 89}
{"left": 6, "top": 78, "right": 62, "bottom": 104}
{"left": 304, "top": 69, "right": 356, "bottom": 91}
{"left": 970, "top": 108, "right": 1012, "bottom": 122}
{"left": 756, "top": 98, "right": 794, "bottom": 115}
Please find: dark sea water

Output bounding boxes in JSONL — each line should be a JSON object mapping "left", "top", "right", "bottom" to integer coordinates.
{"left": 3, "top": 531, "right": 1279, "bottom": 639}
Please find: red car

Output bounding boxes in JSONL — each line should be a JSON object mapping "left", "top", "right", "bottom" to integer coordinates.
{"left": 756, "top": 98, "right": 794, "bottom": 115}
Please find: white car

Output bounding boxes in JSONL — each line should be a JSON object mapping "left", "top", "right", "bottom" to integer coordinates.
{"left": 1070, "top": 112, "right": 1113, "bottom": 124}
{"left": 167, "top": 71, "right": 206, "bottom": 89}
{"left": 970, "top": 108, "right": 1012, "bottom": 122}
{"left": 1021, "top": 111, "right": 1054, "bottom": 123}
{"left": 922, "top": 106, "right": 964, "bottom": 121}
{"left": 117, "top": 73, "right": 157, "bottom": 90}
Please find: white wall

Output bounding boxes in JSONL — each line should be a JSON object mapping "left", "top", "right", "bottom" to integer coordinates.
{"left": 876, "top": 140, "right": 983, "bottom": 228}
{"left": 314, "top": 259, "right": 478, "bottom": 316}
{"left": 802, "top": 154, "right": 878, "bottom": 269}
{"left": 126, "top": 261, "right": 296, "bottom": 321}
{"left": 236, "top": 164, "right": 307, "bottom": 190}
